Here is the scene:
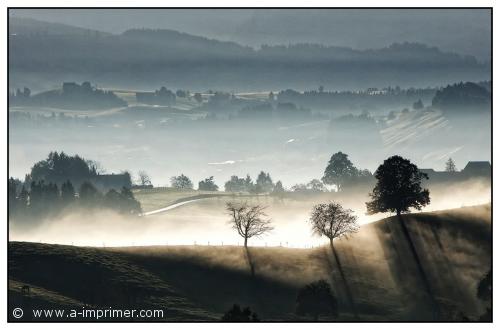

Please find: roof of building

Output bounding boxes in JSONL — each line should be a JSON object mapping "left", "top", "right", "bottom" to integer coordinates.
{"left": 463, "top": 161, "right": 491, "bottom": 172}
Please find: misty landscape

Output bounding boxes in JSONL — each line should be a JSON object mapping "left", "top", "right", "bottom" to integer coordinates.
{"left": 8, "top": 8, "right": 491, "bottom": 322}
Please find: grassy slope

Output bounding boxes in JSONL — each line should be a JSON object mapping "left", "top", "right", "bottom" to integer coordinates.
{"left": 8, "top": 204, "right": 491, "bottom": 321}
{"left": 133, "top": 188, "right": 225, "bottom": 212}
{"left": 133, "top": 188, "right": 267, "bottom": 213}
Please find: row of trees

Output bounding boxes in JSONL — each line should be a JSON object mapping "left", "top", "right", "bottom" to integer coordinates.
{"left": 9, "top": 178, "right": 141, "bottom": 219}
{"left": 224, "top": 171, "right": 280, "bottom": 194}
{"left": 275, "top": 85, "right": 437, "bottom": 111}
{"left": 226, "top": 198, "right": 363, "bottom": 250}
{"left": 8, "top": 151, "right": 141, "bottom": 221}
{"left": 432, "top": 82, "right": 491, "bottom": 113}
{"left": 148, "top": 152, "right": 459, "bottom": 194}
{"left": 10, "top": 82, "right": 127, "bottom": 110}
{"left": 168, "top": 172, "right": 285, "bottom": 195}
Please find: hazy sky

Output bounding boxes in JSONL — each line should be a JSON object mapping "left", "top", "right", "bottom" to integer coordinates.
{"left": 9, "top": 8, "right": 491, "bottom": 60}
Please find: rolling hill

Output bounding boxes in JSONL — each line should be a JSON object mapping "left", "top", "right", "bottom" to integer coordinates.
{"left": 9, "top": 18, "right": 490, "bottom": 91}
{"left": 8, "top": 204, "right": 491, "bottom": 321}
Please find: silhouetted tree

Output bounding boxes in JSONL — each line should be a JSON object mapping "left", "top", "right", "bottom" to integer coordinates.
{"left": 121, "top": 171, "right": 133, "bottom": 188}
{"left": 291, "top": 183, "right": 308, "bottom": 193}
{"left": 366, "top": 155, "right": 430, "bottom": 216}
{"left": 310, "top": 203, "right": 359, "bottom": 245}
{"left": 221, "top": 304, "right": 259, "bottom": 322}
{"left": 307, "top": 179, "right": 327, "bottom": 192}
{"left": 8, "top": 177, "right": 19, "bottom": 213}
{"left": 24, "top": 180, "right": 60, "bottom": 216}
{"left": 310, "top": 202, "right": 359, "bottom": 317}
{"left": 296, "top": 280, "right": 338, "bottom": 321}
{"left": 17, "top": 186, "right": 29, "bottom": 213}
{"left": 432, "top": 82, "right": 490, "bottom": 112}
{"left": 477, "top": 269, "right": 492, "bottom": 303}
{"left": 176, "top": 89, "right": 187, "bottom": 98}
{"left": 413, "top": 99, "right": 424, "bottom": 110}
{"left": 29, "top": 181, "right": 44, "bottom": 213}
{"left": 244, "top": 175, "right": 254, "bottom": 193}
{"left": 198, "top": 176, "right": 218, "bottom": 191}
{"left": 476, "top": 270, "right": 492, "bottom": 320}
{"left": 170, "top": 174, "right": 193, "bottom": 190}
{"left": 272, "top": 180, "right": 285, "bottom": 197}
{"left": 291, "top": 180, "right": 327, "bottom": 193}
{"left": 86, "top": 160, "right": 101, "bottom": 176}
{"left": 79, "top": 181, "right": 101, "bottom": 206}
{"left": 445, "top": 158, "right": 457, "bottom": 172}
{"left": 138, "top": 171, "right": 152, "bottom": 186}
{"left": 138, "top": 86, "right": 176, "bottom": 105}
{"left": 23, "top": 174, "right": 32, "bottom": 190}
{"left": 61, "top": 180, "right": 76, "bottom": 204}
{"left": 30, "top": 151, "right": 98, "bottom": 187}
{"left": 104, "top": 189, "right": 122, "bottom": 208}
{"left": 255, "top": 171, "right": 273, "bottom": 193}
{"left": 268, "top": 91, "right": 275, "bottom": 101}
{"left": 97, "top": 186, "right": 141, "bottom": 214}
{"left": 226, "top": 202, "right": 273, "bottom": 248}
{"left": 224, "top": 175, "right": 247, "bottom": 193}
{"left": 366, "top": 155, "right": 436, "bottom": 317}
{"left": 45, "top": 182, "right": 60, "bottom": 211}
{"left": 322, "top": 152, "right": 358, "bottom": 191}
{"left": 119, "top": 187, "right": 142, "bottom": 214}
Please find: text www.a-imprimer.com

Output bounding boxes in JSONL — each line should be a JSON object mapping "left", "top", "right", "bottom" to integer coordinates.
{"left": 17, "top": 307, "right": 164, "bottom": 320}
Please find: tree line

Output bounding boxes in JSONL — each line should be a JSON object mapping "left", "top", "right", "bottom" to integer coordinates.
{"left": 167, "top": 152, "right": 459, "bottom": 195}
{"left": 9, "top": 178, "right": 141, "bottom": 220}
{"left": 9, "top": 152, "right": 141, "bottom": 221}
{"left": 9, "top": 82, "right": 127, "bottom": 110}
{"left": 168, "top": 171, "right": 285, "bottom": 195}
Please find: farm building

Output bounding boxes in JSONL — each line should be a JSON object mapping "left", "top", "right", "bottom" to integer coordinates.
{"left": 91, "top": 173, "right": 132, "bottom": 192}
{"left": 420, "top": 161, "right": 491, "bottom": 184}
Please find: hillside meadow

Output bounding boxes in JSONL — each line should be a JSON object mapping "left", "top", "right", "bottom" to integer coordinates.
{"left": 8, "top": 204, "right": 491, "bottom": 321}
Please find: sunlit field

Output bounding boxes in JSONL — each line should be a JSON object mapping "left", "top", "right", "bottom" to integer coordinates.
{"left": 9, "top": 178, "right": 490, "bottom": 248}
{"left": 9, "top": 204, "right": 491, "bottom": 321}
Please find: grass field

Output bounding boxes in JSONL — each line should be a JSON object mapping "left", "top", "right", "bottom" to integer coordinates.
{"left": 8, "top": 204, "right": 491, "bottom": 321}
{"left": 132, "top": 188, "right": 226, "bottom": 212}
{"left": 133, "top": 188, "right": 283, "bottom": 213}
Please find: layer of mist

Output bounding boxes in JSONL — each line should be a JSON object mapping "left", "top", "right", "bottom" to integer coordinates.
{"left": 9, "top": 178, "right": 490, "bottom": 247}
{"left": 9, "top": 108, "right": 491, "bottom": 188}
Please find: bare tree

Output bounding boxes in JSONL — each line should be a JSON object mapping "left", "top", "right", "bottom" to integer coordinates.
{"left": 310, "top": 202, "right": 359, "bottom": 249}
{"left": 138, "top": 170, "right": 152, "bottom": 186}
{"left": 309, "top": 202, "right": 359, "bottom": 318}
{"left": 226, "top": 202, "right": 273, "bottom": 247}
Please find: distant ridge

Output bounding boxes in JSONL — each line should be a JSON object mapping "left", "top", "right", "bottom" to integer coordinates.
{"left": 8, "top": 17, "right": 490, "bottom": 91}
{"left": 9, "top": 17, "right": 111, "bottom": 37}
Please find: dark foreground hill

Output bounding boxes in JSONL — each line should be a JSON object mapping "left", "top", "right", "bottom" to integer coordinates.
{"left": 8, "top": 204, "right": 491, "bottom": 321}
